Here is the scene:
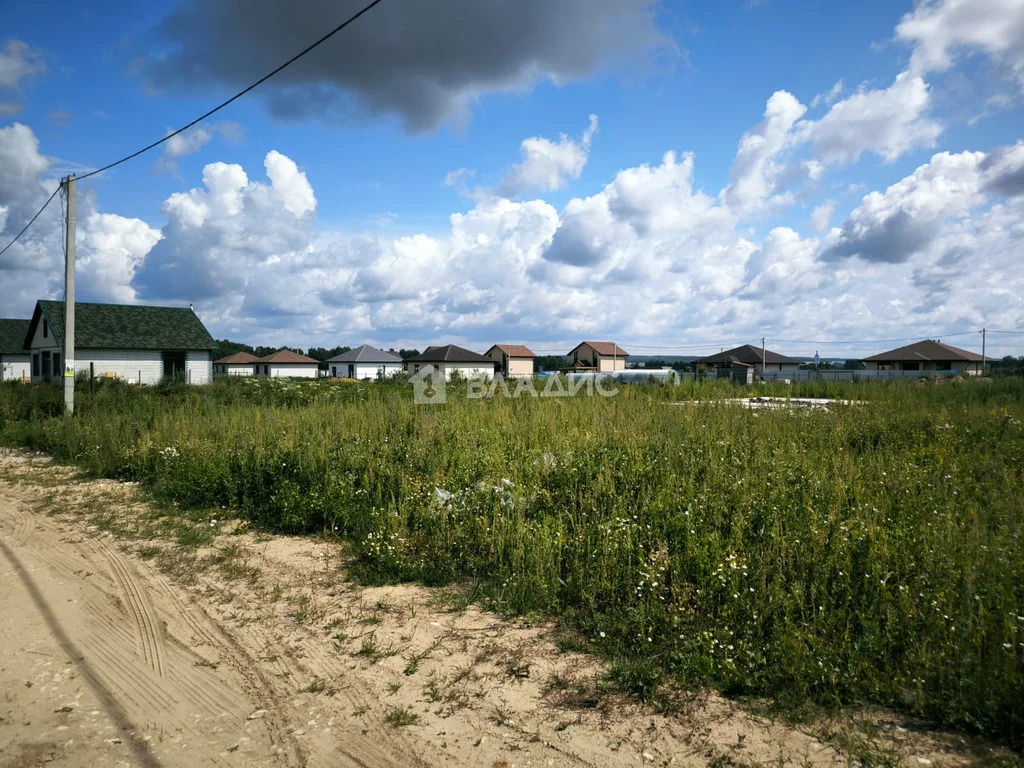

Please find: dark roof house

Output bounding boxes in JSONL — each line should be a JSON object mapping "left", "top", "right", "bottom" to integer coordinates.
{"left": 697, "top": 344, "right": 800, "bottom": 367}
{"left": 0, "top": 319, "right": 30, "bottom": 355}
{"left": 405, "top": 345, "right": 495, "bottom": 364}
{"left": 24, "top": 301, "right": 214, "bottom": 350}
{"left": 327, "top": 344, "right": 403, "bottom": 364}
{"left": 861, "top": 339, "right": 984, "bottom": 364}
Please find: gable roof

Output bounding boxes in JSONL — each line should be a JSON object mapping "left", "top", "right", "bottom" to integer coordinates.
{"left": 215, "top": 351, "right": 260, "bottom": 364}
{"left": 326, "top": 344, "right": 403, "bottom": 364}
{"left": 487, "top": 344, "right": 536, "bottom": 358}
{"left": 696, "top": 344, "right": 800, "bottom": 365}
{"left": 861, "top": 339, "right": 984, "bottom": 363}
{"left": 0, "top": 319, "right": 30, "bottom": 355}
{"left": 25, "top": 301, "right": 214, "bottom": 351}
{"left": 259, "top": 349, "right": 319, "bottom": 364}
{"left": 406, "top": 344, "right": 495, "bottom": 364}
{"left": 568, "top": 341, "right": 629, "bottom": 357}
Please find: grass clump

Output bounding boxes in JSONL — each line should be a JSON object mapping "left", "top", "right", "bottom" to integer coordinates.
{"left": 0, "top": 376, "right": 1022, "bottom": 746}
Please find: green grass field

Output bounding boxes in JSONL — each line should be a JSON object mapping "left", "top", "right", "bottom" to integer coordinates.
{"left": 2, "top": 375, "right": 1022, "bottom": 746}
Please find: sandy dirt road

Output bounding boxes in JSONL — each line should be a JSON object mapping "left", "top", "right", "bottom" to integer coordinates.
{"left": 0, "top": 452, "right": 1007, "bottom": 768}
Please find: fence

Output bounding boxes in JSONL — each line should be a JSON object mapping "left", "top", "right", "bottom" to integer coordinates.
{"left": 758, "top": 369, "right": 965, "bottom": 382}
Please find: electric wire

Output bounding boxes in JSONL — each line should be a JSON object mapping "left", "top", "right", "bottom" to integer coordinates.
{"left": 0, "top": 186, "right": 60, "bottom": 259}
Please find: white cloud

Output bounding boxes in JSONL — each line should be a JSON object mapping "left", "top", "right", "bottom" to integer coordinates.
{"left": 77, "top": 214, "right": 162, "bottom": 303}
{"left": 897, "top": 0, "right": 1024, "bottom": 89}
{"left": 0, "top": 123, "right": 163, "bottom": 313}
{"left": 810, "top": 200, "right": 835, "bottom": 232}
{"left": 3, "top": 121, "right": 1023, "bottom": 357}
{"left": 811, "top": 79, "right": 844, "bottom": 109}
{"left": 820, "top": 145, "right": 1019, "bottom": 263}
{"left": 724, "top": 91, "right": 806, "bottom": 213}
{"left": 798, "top": 72, "right": 942, "bottom": 165}
{"left": 496, "top": 114, "right": 599, "bottom": 197}
{"left": 153, "top": 121, "right": 244, "bottom": 176}
{"left": 0, "top": 40, "right": 45, "bottom": 114}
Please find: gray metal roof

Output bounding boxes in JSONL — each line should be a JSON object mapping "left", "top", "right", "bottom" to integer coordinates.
{"left": 406, "top": 344, "right": 494, "bottom": 364}
{"left": 326, "top": 344, "right": 403, "bottom": 364}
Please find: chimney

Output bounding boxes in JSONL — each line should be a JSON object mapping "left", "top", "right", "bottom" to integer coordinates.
{"left": 189, "top": 303, "right": 194, "bottom": 312}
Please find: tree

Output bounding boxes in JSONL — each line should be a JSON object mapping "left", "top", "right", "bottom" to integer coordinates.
{"left": 535, "top": 355, "right": 569, "bottom": 372}
{"left": 212, "top": 339, "right": 255, "bottom": 360}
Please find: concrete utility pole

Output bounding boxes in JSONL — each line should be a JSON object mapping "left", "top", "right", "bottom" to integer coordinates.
{"left": 63, "top": 174, "right": 76, "bottom": 414}
{"left": 761, "top": 336, "right": 766, "bottom": 373}
{"left": 981, "top": 328, "right": 987, "bottom": 374}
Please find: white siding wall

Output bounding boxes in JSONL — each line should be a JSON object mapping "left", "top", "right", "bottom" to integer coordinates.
{"left": 186, "top": 352, "right": 212, "bottom": 385}
{"left": 220, "top": 363, "right": 255, "bottom": 376}
{"left": 264, "top": 364, "right": 319, "bottom": 378}
{"left": 331, "top": 362, "right": 403, "bottom": 379}
{"left": 405, "top": 362, "right": 493, "bottom": 380}
{"left": 0, "top": 355, "right": 31, "bottom": 381}
{"left": 74, "top": 350, "right": 163, "bottom": 384}
{"left": 439, "top": 363, "right": 493, "bottom": 380}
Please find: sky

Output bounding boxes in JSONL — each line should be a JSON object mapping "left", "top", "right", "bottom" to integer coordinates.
{"left": 1, "top": 0, "right": 1023, "bottom": 360}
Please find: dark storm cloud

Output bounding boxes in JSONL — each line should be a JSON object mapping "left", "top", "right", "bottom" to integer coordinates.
{"left": 980, "top": 142, "right": 1024, "bottom": 197}
{"left": 820, "top": 210, "right": 934, "bottom": 264}
{"left": 141, "top": 0, "right": 671, "bottom": 132}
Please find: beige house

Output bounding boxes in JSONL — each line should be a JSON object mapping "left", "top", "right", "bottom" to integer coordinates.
{"left": 861, "top": 340, "right": 984, "bottom": 375}
{"left": 568, "top": 341, "right": 628, "bottom": 372}
{"left": 485, "top": 344, "right": 535, "bottom": 379}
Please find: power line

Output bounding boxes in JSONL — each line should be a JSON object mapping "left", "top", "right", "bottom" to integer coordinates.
{"left": 76, "top": 0, "right": 385, "bottom": 181}
{"left": 988, "top": 329, "right": 1024, "bottom": 335}
{"left": 766, "top": 330, "right": 979, "bottom": 346}
{"left": 0, "top": 186, "right": 60, "bottom": 259}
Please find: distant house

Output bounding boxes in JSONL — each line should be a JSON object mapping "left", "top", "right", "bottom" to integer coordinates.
{"left": 326, "top": 345, "right": 403, "bottom": 380}
{"left": 404, "top": 345, "right": 496, "bottom": 380}
{"left": 24, "top": 300, "right": 213, "bottom": 385}
{"left": 696, "top": 344, "right": 800, "bottom": 374}
{"left": 0, "top": 319, "right": 31, "bottom": 382}
{"left": 861, "top": 340, "right": 984, "bottom": 375}
{"left": 254, "top": 349, "right": 320, "bottom": 378}
{"left": 214, "top": 351, "right": 260, "bottom": 376}
{"left": 485, "top": 344, "right": 535, "bottom": 379}
{"left": 568, "top": 341, "right": 628, "bottom": 372}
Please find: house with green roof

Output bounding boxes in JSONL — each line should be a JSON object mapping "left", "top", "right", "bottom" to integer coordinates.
{"left": 0, "top": 319, "right": 31, "bottom": 382}
{"left": 24, "top": 300, "right": 215, "bottom": 385}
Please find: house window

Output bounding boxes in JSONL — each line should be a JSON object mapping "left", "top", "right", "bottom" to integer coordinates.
{"left": 162, "top": 351, "right": 187, "bottom": 378}
{"left": 263, "top": 365, "right": 269, "bottom": 376}
{"left": 32, "top": 353, "right": 40, "bottom": 376}
{"left": 41, "top": 351, "right": 51, "bottom": 381}
{"left": 42, "top": 320, "right": 48, "bottom": 338}
{"left": 53, "top": 353, "right": 61, "bottom": 377}
{"left": 902, "top": 361, "right": 920, "bottom": 371}
{"left": 936, "top": 361, "right": 951, "bottom": 371}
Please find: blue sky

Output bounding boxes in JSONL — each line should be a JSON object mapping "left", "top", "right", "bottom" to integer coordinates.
{"left": 1, "top": 0, "right": 1023, "bottom": 358}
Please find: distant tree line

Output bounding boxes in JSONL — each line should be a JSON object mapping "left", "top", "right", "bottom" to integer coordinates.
{"left": 992, "top": 356, "right": 1024, "bottom": 376}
